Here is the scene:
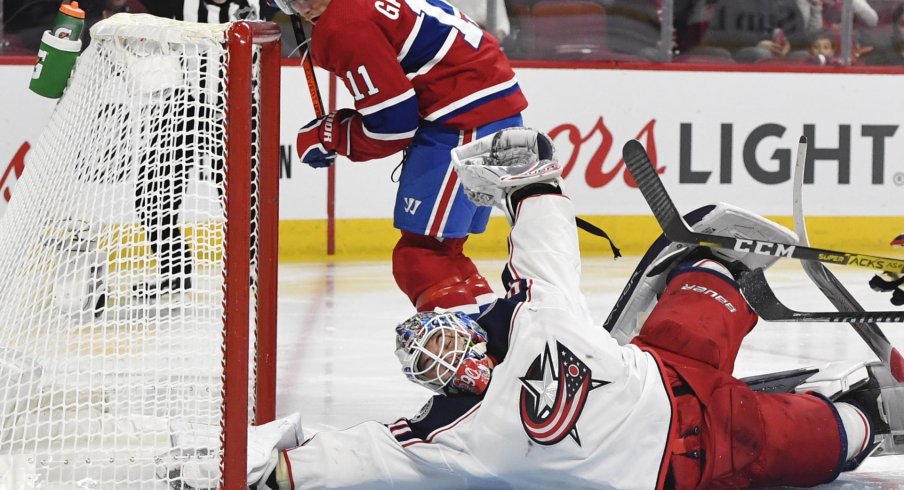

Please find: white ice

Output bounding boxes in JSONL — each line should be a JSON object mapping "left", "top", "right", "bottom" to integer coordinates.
{"left": 276, "top": 257, "right": 904, "bottom": 488}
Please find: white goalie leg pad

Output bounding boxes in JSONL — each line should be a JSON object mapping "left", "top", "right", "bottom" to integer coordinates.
{"left": 156, "top": 420, "right": 221, "bottom": 489}
{"left": 794, "top": 361, "right": 870, "bottom": 399}
{"left": 699, "top": 202, "right": 799, "bottom": 271}
{"left": 451, "top": 127, "right": 561, "bottom": 211}
{"left": 157, "top": 413, "right": 303, "bottom": 489}
{"left": 247, "top": 413, "right": 304, "bottom": 486}
{"left": 797, "top": 361, "right": 904, "bottom": 460}
{"left": 606, "top": 202, "right": 799, "bottom": 345}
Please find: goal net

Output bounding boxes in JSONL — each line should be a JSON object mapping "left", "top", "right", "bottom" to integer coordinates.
{"left": 0, "top": 14, "right": 280, "bottom": 489}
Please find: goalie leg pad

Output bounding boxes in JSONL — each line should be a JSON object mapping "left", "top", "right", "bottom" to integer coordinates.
{"left": 792, "top": 361, "right": 904, "bottom": 462}
{"left": 833, "top": 363, "right": 904, "bottom": 459}
{"left": 606, "top": 202, "right": 798, "bottom": 344}
{"left": 633, "top": 267, "right": 757, "bottom": 371}
{"left": 740, "top": 390, "right": 844, "bottom": 487}
{"left": 659, "top": 364, "right": 844, "bottom": 488}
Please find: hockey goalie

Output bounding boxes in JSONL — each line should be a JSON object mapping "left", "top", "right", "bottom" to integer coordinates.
{"left": 162, "top": 128, "right": 903, "bottom": 489}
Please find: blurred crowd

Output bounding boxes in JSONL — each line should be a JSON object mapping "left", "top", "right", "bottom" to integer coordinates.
{"left": 2, "top": 0, "right": 904, "bottom": 66}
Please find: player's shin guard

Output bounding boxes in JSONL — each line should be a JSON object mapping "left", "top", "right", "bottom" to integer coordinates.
{"left": 392, "top": 232, "right": 481, "bottom": 315}
{"left": 605, "top": 202, "right": 798, "bottom": 344}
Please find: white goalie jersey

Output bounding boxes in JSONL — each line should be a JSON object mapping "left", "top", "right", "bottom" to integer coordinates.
{"left": 282, "top": 196, "right": 676, "bottom": 489}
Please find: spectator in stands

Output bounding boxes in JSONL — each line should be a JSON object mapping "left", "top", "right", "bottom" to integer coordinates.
{"left": 863, "top": 3, "right": 904, "bottom": 65}
{"left": 822, "top": 0, "right": 879, "bottom": 29}
{"left": 604, "top": 0, "right": 661, "bottom": 59}
{"left": 806, "top": 28, "right": 843, "bottom": 64}
{"left": 674, "top": 0, "right": 720, "bottom": 57}
{"left": 687, "top": 0, "right": 822, "bottom": 63}
{"left": 447, "top": 0, "right": 510, "bottom": 42}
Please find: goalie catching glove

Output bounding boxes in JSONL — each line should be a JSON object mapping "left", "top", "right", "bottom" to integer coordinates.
{"left": 868, "top": 233, "right": 904, "bottom": 306}
{"left": 451, "top": 127, "right": 562, "bottom": 223}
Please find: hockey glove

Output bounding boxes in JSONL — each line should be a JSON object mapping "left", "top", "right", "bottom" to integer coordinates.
{"left": 452, "top": 127, "right": 561, "bottom": 223}
{"left": 296, "top": 109, "right": 354, "bottom": 168}
{"left": 869, "top": 234, "right": 904, "bottom": 306}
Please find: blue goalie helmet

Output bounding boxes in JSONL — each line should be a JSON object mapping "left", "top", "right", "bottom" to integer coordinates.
{"left": 394, "top": 311, "right": 489, "bottom": 393}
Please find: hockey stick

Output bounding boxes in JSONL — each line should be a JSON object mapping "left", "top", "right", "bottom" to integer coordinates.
{"left": 621, "top": 139, "right": 904, "bottom": 324}
{"left": 790, "top": 136, "right": 904, "bottom": 381}
{"left": 622, "top": 139, "right": 904, "bottom": 275}
{"left": 739, "top": 268, "right": 904, "bottom": 322}
{"left": 290, "top": 15, "right": 326, "bottom": 118}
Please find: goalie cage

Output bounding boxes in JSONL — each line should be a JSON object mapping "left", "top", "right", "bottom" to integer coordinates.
{"left": 0, "top": 14, "right": 280, "bottom": 489}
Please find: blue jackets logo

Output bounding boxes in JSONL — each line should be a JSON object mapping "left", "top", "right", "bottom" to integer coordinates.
{"left": 518, "top": 341, "right": 609, "bottom": 446}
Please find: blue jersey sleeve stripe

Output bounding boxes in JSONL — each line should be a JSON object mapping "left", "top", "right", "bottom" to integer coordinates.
{"left": 361, "top": 95, "right": 420, "bottom": 135}
{"left": 362, "top": 125, "right": 418, "bottom": 141}
{"left": 399, "top": 9, "right": 456, "bottom": 75}
{"left": 427, "top": 80, "right": 521, "bottom": 123}
{"left": 358, "top": 88, "right": 416, "bottom": 116}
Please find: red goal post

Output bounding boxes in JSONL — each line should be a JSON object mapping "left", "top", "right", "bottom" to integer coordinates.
{"left": 224, "top": 19, "right": 280, "bottom": 490}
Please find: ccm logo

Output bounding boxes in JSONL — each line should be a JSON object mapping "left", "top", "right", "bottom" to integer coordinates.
{"left": 681, "top": 284, "right": 737, "bottom": 313}
{"left": 733, "top": 239, "right": 795, "bottom": 257}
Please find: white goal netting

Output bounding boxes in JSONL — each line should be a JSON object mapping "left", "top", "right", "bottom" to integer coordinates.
{"left": 0, "top": 14, "right": 275, "bottom": 489}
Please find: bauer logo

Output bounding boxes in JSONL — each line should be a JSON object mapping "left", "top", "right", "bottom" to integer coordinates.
{"left": 518, "top": 341, "right": 609, "bottom": 446}
{"left": 681, "top": 284, "right": 737, "bottom": 312}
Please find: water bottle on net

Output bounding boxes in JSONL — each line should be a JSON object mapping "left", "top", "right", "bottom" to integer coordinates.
{"left": 29, "top": 2, "right": 86, "bottom": 99}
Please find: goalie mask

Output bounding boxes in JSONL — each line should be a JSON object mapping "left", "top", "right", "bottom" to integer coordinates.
{"left": 395, "top": 311, "right": 490, "bottom": 394}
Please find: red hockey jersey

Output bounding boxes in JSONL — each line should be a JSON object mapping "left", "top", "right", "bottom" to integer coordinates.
{"left": 310, "top": 0, "right": 528, "bottom": 161}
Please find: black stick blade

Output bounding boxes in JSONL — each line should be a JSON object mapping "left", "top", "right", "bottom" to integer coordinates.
{"left": 740, "top": 268, "right": 904, "bottom": 323}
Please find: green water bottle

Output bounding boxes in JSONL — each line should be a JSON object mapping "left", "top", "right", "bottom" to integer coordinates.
{"left": 29, "top": 2, "right": 85, "bottom": 98}
{"left": 51, "top": 2, "right": 86, "bottom": 41}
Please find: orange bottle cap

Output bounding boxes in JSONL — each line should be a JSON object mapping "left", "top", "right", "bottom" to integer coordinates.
{"left": 59, "top": 1, "right": 86, "bottom": 19}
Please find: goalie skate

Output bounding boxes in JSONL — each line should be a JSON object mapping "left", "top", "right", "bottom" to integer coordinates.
{"left": 604, "top": 202, "right": 799, "bottom": 344}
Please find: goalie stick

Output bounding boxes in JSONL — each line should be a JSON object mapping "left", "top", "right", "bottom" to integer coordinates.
{"left": 739, "top": 268, "right": 904, "bottom": 323}
{"left": 621, "top": 139, "right": 904, "bottom": 325}
{"left": 621, "top": 139, "right": 904, "bottom": 275}
{"left": 790, "top": 136, "right": 904, "bottom": 382}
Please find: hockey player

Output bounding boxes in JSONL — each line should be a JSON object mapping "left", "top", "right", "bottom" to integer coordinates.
{"left": 869, "top": 233, "right": 904, "bottom": 306}
{"left": 163, "top": 128, "right": 902, "bottom": 489}
{"left": 269, "top": 0, "right": 528, "bottom": 316}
